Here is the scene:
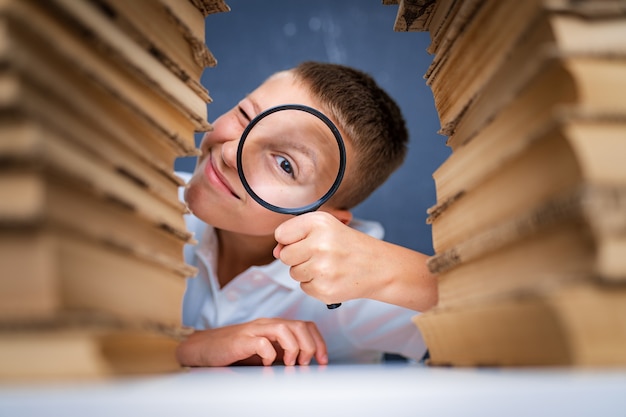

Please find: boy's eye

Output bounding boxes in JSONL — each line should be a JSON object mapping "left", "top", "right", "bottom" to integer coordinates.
{"left": 238, "top": 106, "right": 251, "bottom": 122}
{"left": 275, "top": 155, "right": 294, "bottom": 177}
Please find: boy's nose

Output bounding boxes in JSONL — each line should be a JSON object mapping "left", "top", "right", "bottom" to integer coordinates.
{"left": 220, "top": 138, "right": 239, "bottom": 170}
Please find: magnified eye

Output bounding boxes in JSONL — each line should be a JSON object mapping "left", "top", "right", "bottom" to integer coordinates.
{"left": 275, "top": 155, "right": 294, "bottom": 177}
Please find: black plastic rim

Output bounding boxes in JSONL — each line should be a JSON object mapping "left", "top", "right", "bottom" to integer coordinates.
{"left": 236, "top": 104, "right": 346, "bottom": 215}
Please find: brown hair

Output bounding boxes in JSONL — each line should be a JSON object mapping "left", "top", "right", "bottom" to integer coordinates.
{"left": 291, "top": 61, "right": 408, "bottom": 209}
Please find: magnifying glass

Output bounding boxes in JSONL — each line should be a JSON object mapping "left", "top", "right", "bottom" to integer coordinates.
{"left": 236, "top": 104, "right": 346, "bottom": 309}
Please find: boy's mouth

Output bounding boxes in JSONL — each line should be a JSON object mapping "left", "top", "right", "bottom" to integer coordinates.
{"left": 204, "top": 152, "right": 240, "bottom": 199}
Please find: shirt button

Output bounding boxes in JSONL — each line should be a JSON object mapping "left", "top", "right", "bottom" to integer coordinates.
{"left": 253, "top": 273, "right": 264, "bottom": 281}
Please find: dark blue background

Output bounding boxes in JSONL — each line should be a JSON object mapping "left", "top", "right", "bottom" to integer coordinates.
{"left": 175, "top": 0, "right": 451, "bottom": 256}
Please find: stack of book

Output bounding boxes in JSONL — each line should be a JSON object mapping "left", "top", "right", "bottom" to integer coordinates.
{"left": 387, "top": 0, "right": 626, "bottom": 365}
{"left": 0, "top": 0, "right": 229, "bottom": 379}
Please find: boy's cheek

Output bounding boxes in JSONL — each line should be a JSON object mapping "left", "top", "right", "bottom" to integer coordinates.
{"left": 198, "top": 132, "right": 213, "bottom": 155}
{"left": 206, "top": 111, "right": 248, "bottom": 145}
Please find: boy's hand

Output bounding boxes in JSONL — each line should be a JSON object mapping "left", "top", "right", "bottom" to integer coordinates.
{"left": 176, "top": 318, "right": 328, "bottom": 367}
{"left": 273, "top": 211, "right": 382, "bottom": 305}
{"left": 274, "top": 212, "right": 439, "bottom": 312}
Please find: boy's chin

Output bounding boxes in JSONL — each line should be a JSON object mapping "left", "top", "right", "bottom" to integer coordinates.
{"left": 182, "top": 182, "right": 200, "bottom": 213}
{"left": 207, "top": 217, "right": 283, "bottom": 238}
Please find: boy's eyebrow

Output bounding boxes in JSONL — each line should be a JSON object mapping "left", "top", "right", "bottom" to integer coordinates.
{"left": 245, "top": 95, "right": 263, "bottom": 116}
{"left": 288, "top": 141, "right": 318, "bottom": 168}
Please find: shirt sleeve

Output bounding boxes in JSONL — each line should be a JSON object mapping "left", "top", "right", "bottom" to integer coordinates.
{"left": 335, "top": 299, "right": 427, "bottom": 361}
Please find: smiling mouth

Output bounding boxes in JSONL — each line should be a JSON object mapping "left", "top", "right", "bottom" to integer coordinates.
{"left": 206, "top": 152, "right": 240, "bottom": 199}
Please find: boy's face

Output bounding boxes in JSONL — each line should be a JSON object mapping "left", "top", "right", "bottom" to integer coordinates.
{"left": 185, "top": 71, "right": 348, "bottom": 236}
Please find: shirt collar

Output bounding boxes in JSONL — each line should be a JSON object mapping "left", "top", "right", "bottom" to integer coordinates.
{"left": 196, "top": 224, "right": 299, "bottom": 290}
{"left": 251, "top": 259, "right": 300, "bottom": 290}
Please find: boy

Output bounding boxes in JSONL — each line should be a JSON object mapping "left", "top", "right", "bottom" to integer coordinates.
{"left": 176, "top": 62, "right": 437, "bottom": 367}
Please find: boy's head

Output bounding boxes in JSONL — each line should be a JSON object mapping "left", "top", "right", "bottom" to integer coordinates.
{"left": 185, "top": 62, "right": 408, "bottom": 236}
{"left": 292, "top": 62, "right": 408, "bottom": 210}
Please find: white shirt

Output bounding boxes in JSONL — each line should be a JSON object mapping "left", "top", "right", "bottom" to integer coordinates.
{"left": 178, "top": 173, "right": 427, "bottom": 363}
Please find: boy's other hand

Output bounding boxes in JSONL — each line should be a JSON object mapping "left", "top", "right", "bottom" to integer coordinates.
{"left": 176, "top": 318, "right": 328, "bottom": 367}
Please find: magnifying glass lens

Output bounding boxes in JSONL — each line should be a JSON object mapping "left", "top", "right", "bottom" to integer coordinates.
{"left": 238, "top": 105, "right": 345, "bottom": 215}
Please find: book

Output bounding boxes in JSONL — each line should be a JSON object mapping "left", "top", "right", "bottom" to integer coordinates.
{"left": 428, "top": 112, "right": 626, "bottom": 253}
{"left": 0, "top": 38, "right": 198, "bottom": 173}
{"left": 445, "top": 9, "right": 626, "bottom": 148}
{"left": 0, "top": 226, "right": 187, "bottom": 326}
{"left": 425, "top": 0, "right": 535, "bottom": 133}
{"left": 0, "top": 0, "right": 208, "bottom": 148}
{"left": 0, "top": 78, "right": 185, "bottom": 210}
{"left": 89, "top": 0, "right": 231, "bottom": 107}
{"left": 162, "top": 0, "right": 230, "bottom": 35}
{"left": 425, "top": 0, "right": 626, "bottom": 142}
{"left": 91, "top": 0, "right": 216, "bottom": 103}
{"left": 0, "top": 115, "right": 189, "bottom": 235}
{"left": 388, "top": 0, "right": 436, "bottom": 32}
{"left": 384, "top": 0, "right": 626, "bottom": 368}
{"left": 0, "top": 0, "right": 223, "bottom": 380}
{"left": 414, "top": 281, "right": 626, "bottom": 366}
{"left": 389, "top": 0, "right": 482, "bottom": 57}
{"left": 0, "top": 168, "right": 195, "bottom": 272}
{"left": 44, "top": 0, "right": 212, "bottom": 130}
{"left": 424, "top": 0, "right": 476, "bottom": 57}
{"left": 428, "top": 185, "right": 626, "bottom": 309}
{"left": 188, "top": 0, "right": 231, "bottom": 17}
{"left": 0, "top": 316, "right": 190, "bottom": 379}
{"left": 431, "top": 103, "right": 626, "bottom": 211}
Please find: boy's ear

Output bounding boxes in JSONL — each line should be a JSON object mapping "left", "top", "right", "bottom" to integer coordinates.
{"left": 324, "top": 208, "right": 353, "bottom": 225}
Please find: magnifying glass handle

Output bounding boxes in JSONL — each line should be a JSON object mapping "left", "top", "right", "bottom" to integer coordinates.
{"left": 326, "top": 303, "right": 341, "bottom": 309}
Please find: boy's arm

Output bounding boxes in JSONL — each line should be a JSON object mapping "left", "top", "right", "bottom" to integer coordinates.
{"left": 176, "top": 318, "right": 328, "bottom": 367}
{"left": 274, "top": 212, "right": 438, "bottom": 311}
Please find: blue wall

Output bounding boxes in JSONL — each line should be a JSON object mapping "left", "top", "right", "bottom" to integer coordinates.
{"left": 175, "top": 0, "right": 451, "bottom": 256}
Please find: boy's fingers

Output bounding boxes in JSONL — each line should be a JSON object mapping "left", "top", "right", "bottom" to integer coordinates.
{"left": 253, "top": 320, "right": 327, "bottom": 366}
{"left": 276, "top": 241, "right": 312, "bottom": 269}
{"left": 252, "top": 337, "right": 278, "bottom": 366}
{"left": 289, "top": 322, "right": 318, "bottom": 366}
{"left": 257, "top": 322, "right": 301, "bottom": 366}
{"left": 298, "top": 321, "right": 328, "bottom": 365}
{"left": 274, "top": 215, "right": 312, "bottom": 245}
{"left": 272, "top": 243, "right": 284, "bottom": 259}
{"left": 278, "top": 321, "right": 327, "bottom": 366}
{"left": 309, "top": 322, "right": 329, "bottom": 365}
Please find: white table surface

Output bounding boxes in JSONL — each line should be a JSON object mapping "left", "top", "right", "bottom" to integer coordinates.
{"left": 1, "top": 362, "right": 625, "bottom": 417}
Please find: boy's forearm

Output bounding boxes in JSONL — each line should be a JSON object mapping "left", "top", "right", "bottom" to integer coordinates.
{"left": 369, "top": 241, "right": 438, "bottom": 312}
